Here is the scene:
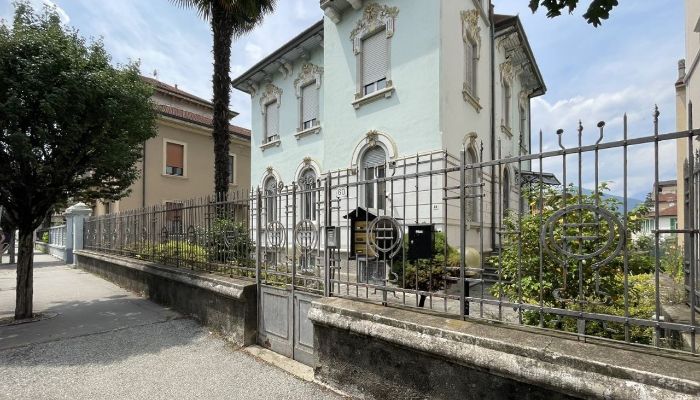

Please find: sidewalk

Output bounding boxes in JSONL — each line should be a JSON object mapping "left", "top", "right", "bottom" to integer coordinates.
{"left": 0, "top": 253, "right": 341, "bottom": 400}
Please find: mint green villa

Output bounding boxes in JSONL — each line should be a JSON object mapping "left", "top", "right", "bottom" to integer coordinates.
{"left": 232, "top": 0, "right": 545, "bottom": 252}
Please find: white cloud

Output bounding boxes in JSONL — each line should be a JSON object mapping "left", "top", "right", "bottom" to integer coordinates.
{"left": 42, "top": 0, "right": 69, "bottom": 24}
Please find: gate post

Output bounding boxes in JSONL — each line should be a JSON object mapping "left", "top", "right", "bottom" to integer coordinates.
{"left": 324, "top": 174, "right": 331, "bottom": 297}
{"left": 460, "top": 148, "right": 468, "bottom": 317}
{"left": 64, "top": 202, "right": 92, "bottom": 264}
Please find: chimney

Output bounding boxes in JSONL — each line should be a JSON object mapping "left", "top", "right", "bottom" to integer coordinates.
{"left": 677, "top": 59, "right": 686, "bottom": 88}
{"left": 678, "top": 59, "right": 686, "bottom": 81}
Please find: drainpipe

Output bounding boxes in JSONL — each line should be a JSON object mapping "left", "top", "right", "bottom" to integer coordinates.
{"left": 142, "top": 141, "right": 147, "bottom": 208}
{"left": 489, "top": 1, "right": 496, "bottom": 249}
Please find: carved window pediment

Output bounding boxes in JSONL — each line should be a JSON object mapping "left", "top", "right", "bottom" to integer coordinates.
{"left": 350, "top": 2, "right": 399, "bottom": 54}
{"left": 294, "top": 63, "right": 324, "bottom": 97}
{"left": 461, "top": 9, "right": 481, "bottom": 57}
{"left": 500, "top": 60, "right": 514, "bottom": 84}
{"left": 260, "top": 83, "right": 282, "bottom": 114}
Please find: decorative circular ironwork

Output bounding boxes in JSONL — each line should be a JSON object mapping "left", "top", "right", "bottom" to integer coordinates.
{"left": 141, "top": 228, "right": 148, "bottom": 242}
{"left": 295, "top": 220, "right": 318, "bottom": 250}
{"left": 540, "top": 204, "right": 624, "bottom": 270}
{"left": 368, "top": 217, "right": 403, "bottom": 258}
{"left": 266, "top": 221, "right": 286, "bottom": 248}
{"left": 186, "top": 225, "right": 197, "bottom": 244}
{"left": 160, "top": 226, "right": 169, "bottom": 241}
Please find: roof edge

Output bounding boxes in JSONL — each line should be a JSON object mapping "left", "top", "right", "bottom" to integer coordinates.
{"left": 231, "top": 20, "right": 324, "bottom": 92}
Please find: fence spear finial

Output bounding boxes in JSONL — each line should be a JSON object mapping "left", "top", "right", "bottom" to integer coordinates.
{"left": 556, "top": 129, "right": 565, "bottom": 150}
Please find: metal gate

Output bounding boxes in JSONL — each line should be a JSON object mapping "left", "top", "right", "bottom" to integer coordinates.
{"left": 255, "top": 175, "right": 326, "bottom": 366}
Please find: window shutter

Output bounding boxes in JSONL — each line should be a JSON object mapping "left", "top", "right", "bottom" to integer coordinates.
{"left": 362, "top": 146, "right": 387, "bottom": 168}
{"left": 301, "top": 84, "right": 319, "bottom": 123}
{"left": 362, "top": 31, "right": 388, "bottom": 86}
{"left": 266, "top": 102, "right": 278, "bottom": 137}
{"left": 465, "top": 42, "right": 474, "bottom": 94}
{"left": 166, "top": 143, "right": 184, "bottom": 168}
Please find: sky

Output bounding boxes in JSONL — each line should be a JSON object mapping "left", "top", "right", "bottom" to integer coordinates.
{"left": 0, "top": 0, "right": 687, "bottom": 199}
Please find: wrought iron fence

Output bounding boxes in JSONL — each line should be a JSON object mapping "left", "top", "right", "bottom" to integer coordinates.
{"left": 84, "top": 108, "right": 700, "bottom": 355}
{"left": 84, "top": 192, "right": 256, "bottom": 278}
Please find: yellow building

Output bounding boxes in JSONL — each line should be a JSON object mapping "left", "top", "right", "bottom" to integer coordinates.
{"left": 93, "top": 77, "right": 251, "bottom": 216}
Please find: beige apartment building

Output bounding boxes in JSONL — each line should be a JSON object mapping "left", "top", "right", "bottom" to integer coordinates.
{"left": 675, "top": 0, "right": 700, "bottom": 245}
{"left": 93, "top": 77, "right": 251, "bottom": 216}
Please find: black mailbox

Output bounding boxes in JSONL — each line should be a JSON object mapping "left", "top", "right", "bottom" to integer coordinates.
{"left": 407, "top": 224, "right": 433, "bottom": 261}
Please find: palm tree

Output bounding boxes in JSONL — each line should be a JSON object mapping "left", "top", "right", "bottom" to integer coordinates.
{"left": 172, "top": 0, "right": 276, "bottom": 197}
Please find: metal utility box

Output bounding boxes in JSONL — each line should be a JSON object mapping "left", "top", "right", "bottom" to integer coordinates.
{"left": 407, "top": 224, "right": 433, "bottom": 261}
{"left": 325, "top": 226, "right": 341, "bottom": 249}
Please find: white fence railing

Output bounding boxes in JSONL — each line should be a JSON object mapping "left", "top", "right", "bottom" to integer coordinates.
{"left": 49, "top": 225, "right": 66, "bottom": 248}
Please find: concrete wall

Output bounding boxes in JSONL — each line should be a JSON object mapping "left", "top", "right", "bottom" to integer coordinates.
{"left": 309, "top": 297, "right": 700, "bottom": 400}
{"left": 74, "top": 250, "right": 257, "bottom": 346}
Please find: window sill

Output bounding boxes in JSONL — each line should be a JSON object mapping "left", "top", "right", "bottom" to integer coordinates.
{"left": 295, "top": 125, "right": 322, "bottom": 140}
{"left": 501, "top": 125, "right": 513, "bottom": 137}
{"left": 162, "top": 173, "right": 188, "bottom": 180}
{"left": 353, "top": 85, "right": 395, "bottom": 109}
{"left": 462, "top": 87, "right": 482, "bottom": 113}
{"left": 260, "top": 139, "right": 281, "bottom": 151}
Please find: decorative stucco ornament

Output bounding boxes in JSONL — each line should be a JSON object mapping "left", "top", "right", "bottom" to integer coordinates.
{"left": 350, "top": 3, "right": 399, "bottom": 54}
{"left": 259, "top": 83, "right": 282, "bottom": 113}
{"left": 500, "top": 60, "right": 514, "bottom": 84}
{"left": 461, "top": 9, "right": 481, "bottom": 56}
{"left": 294, "top": 63, "right": 324, "bottom": 96}
{"left": 366, "top": 130, "right": 380, "bottom": 147}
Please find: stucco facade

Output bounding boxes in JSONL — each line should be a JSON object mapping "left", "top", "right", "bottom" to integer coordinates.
{"left": 93, "top": 78, "right": 251, "bottom": 216}
{"left": 232, "top": 0, "right": 544, "bottom": 251}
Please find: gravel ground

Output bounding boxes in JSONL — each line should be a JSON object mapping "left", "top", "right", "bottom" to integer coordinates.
{"left": 0, "top": 318, "right": 342, "bottom": 400}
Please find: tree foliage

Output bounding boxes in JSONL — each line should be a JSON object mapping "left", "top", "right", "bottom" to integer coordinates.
{"left": 529, "top": 0, "right": 619, "bottom": 27}
{"left": 491, "top": 184, "right": 656, "bottom": 343}
{"left": 0, "top": 1, "right": 157, "bottom": 318}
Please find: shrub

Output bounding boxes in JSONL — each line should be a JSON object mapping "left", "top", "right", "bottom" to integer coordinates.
{"left": 391, "top": 231, "right": 460, "bottom": 307}
{"left": 491, "top": 184, "right": 655, "bottom": 343}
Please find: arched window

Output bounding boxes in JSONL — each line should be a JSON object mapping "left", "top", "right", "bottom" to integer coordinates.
{"left": 502, "top": 167, "right": 510, "bottom": 217}
{"left": 466, "top": 148, "right": 479, "bottom": 223}
{"left": 362, "top": 146, "right": 387, "bottom": 210}
{"left": 299, "top": 168, "right": 317, "bottom": 221}
{"left": 264, "top": 176, "right": 277, "bottom": 224}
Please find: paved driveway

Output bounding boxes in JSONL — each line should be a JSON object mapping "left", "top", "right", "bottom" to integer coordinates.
{"left": 0, "top": 254, "right": 342, "bottom": 400}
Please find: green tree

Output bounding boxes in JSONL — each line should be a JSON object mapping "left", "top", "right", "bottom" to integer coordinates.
{"left": 0, "top": 2, "right": 157, "bottom": 319}
{"left": 529, "top": 0, "right": 619, "bottom": 27}
{"left": 492, "top": 184, "right": 656, "bottom": 343}
{"left": 172, "top": 0, "right": 275, "bottom": 196}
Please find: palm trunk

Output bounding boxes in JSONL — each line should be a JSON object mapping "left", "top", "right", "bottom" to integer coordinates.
{"left": 211, "top": 5, "right": 234, "bottom": 199}
{"left": 14, "top": 228, "right": 34, "bottom": 320}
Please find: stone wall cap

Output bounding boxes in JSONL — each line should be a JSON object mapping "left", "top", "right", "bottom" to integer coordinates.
{"left": 74, "top": 250, "right": 255, "bottom": 301}
{"left": 309, "top": 297, "right": 700, "bottom": 399}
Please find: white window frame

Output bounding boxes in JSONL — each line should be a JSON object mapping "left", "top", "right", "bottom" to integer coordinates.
{"left": 461, "top": 9, "right": 482, "bottom": 111}
{"left": 162, "top": 138, "right": 188, "bottom": 178}
{"left": 350, "top": 4, "right": 399, "bottom": 109}
{"left": 360, "top": 146, "right": 388, "bottom": 211}
{"left": 503, "top": 82, "right": 512, "bottom": 130}
{"left": 263, "top": 100, "right": 280, "bottom": 144}
{"left": 294, "top": 63, "right": 323, "bottom": 139}
{"left": 298, "top": 168, "right": 318, "bottom": 221}
{"left": 259, "top": 83, "right": 282, "bottom": 150}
